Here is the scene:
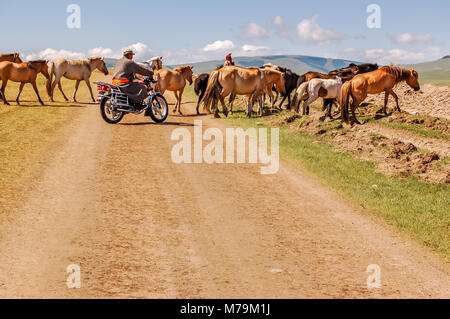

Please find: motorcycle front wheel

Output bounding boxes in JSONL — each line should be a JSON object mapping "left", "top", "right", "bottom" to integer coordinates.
{"left": 100, "top": 97, "right": 125, "bottom": 124}
{"left": 148, "top": 94, "right": 169, "bottom": 123}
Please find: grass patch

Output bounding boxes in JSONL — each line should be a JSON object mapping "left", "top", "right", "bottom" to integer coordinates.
{"left": 419, "top": 70, "right": 450, "bottom": 87}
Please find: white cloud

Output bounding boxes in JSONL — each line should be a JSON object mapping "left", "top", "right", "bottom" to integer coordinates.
{"left": 365, "top": 47, "right": 443, "bottom": 64}
{"left": 242, "top": 22, "right": 268, "bottom": 39}
{"left": 241, "top": 44, "right": 270, "bottom": 52}
{"left": 26, "top": 48, "right": 85, "bottom": 61}
{"left": 272, "top": 16, "right": 283, "bottom": 26}
{"left": 297, "top": 14, "right": 343, "bottom": 45}
{"left": 391, "top": 33, "right": 433, "bottom": 44}
{"left": 88, "top": 47, "right": 115, "bottom": 57}
{"left": 121, "top": 42, "right": 153, "bottom": 60}
{"left": 25, "top": 42, "right": 154, "bottom": 62}
{"left": 270, "top": 16, "right": 292, "bottom": 39}
{"left": 203, "top": 40, "right": 235, "bottom": 52}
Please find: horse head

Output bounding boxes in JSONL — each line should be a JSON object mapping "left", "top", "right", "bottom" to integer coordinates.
{"left": 89, "top": 57, "right": 109, "bottom": 75}
{"left": 28, "top": 60, "right": 50, "bottom": 79}
{"left": 406, "top": 69, "right": 420, "bottom": 91}
{"left": 183, "top": 65, "right": 194, "bottom": 85}
{"left": 13, "top": 53, "right": 22, "bottom": 63}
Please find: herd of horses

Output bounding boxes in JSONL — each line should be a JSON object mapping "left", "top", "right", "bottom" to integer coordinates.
{"left": 0, "top": 52, "right": 420, "bottom": 124}
{"left": 195, "top": 62, "right": 420, "bottom": 124}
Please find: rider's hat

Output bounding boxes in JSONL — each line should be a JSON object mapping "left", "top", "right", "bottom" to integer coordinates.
{"left": 123, "top": 49, "right": 135, "bottom": 56}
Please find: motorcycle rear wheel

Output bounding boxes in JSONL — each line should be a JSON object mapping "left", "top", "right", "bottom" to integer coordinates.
{"left": 100, "top": 97, "right": 125, "bottom": 124}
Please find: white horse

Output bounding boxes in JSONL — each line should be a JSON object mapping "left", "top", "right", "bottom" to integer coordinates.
{"left": 294, "top": 77, "right": 343, "bottom": 115}
{"left": 47, "top": 57, "right": 109, "bottom": 103}
{"left": 137, "top": 56, "right": 163, "bottom": 71}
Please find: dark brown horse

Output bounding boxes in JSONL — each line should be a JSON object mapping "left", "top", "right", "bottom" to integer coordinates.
{"left": 0, "top": 60, "right": 49, "bottom": 105}
{"left": 340, "top": 66, "right": 420, "bottom": 124}
{"left": 194, "top": 73, "right": 210, "bottom": 114}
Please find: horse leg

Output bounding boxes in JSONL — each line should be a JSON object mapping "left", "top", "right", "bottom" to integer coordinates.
{"left": 172, "top": 91, "right": 178, "bottom": 113}
{"left": 382, "top": 90, "right": 389, "bottom": 115}
{"left": 228, "top": 93, "right": 235, "bottom": 114}
{"left": 1, "top": 79, "right": 9, "bottom": 105}
{"left": 196, "top": 90, "right": 205, "bottom": 115}
{"left": 85, "top": 79, "right": 95, "bottom": 103}
{"left": 16, "top": 83, "right": 25, "bottom": 104}
{"left": 258, "top": 96, "right": 264, "bottom": 117}
{"left": 72, "top": 80, "right": 80, "bottom": 103}
{"left": 52, "top": 74, "right": 68, "bottom": 102}
{"left": 246, "top": 96, "right": 253, "bottom": 117}
{"left": 389, "top": 89, "right": 401, "bottom": 112}
{"left": 177, "top": 88, "right": 184, "bottom": 115}
{"left": 31, "top": 79, "right": 44, "bottom": 105}
{"left": 350, "top": 99, "right": 361, "bottom": 125}
{"left": 278, "top": 94, "right": 288, "bottom": 110}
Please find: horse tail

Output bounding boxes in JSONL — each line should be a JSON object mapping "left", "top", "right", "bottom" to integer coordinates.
{"left": 154, "top": 72, "right": 161, "bottom": 92}
{"left": 340, "top": 81, "right": 352, "bottom": 123}
{"left": 46, "top": 61, "right": 54, "bottom": 98}
{"left": 203, "top": 70, "right": 220, "bottom": 110}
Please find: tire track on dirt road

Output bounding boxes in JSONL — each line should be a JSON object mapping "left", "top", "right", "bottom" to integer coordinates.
{"left": 0, "top": 98, "right": 448, "bottom": 298}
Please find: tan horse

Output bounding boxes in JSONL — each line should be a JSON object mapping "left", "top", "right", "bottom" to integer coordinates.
{"left": 155, "top": 65, "right": 193, "bottom": 114}
{"left": 203, "top": 65, "right": 285, "bottom": 117}
{"left": 47, "top": 57, "right": 109, "bottom": 103}
{"left": 0, "top": 53, "right": 22, "bottom": 63}
{"left": 340, "top": 66, "right": 420, "bottom": 124}
{"left": 0, "top": 60, "right": 49, "bottom": 105}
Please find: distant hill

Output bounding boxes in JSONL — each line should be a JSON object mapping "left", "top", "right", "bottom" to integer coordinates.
{"left": 169, "top": 55, "right": 360, "bottom": 74}
{"left": 402, "top": 57, "right": 450, "bottom": 72}
{"left": 442, "top": 55, "right": 450, "bottom": 60}
{"left": 104, "top": 55, "right": 360, "bottom": 74}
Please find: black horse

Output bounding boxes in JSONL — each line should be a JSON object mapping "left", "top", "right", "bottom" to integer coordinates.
{"left": 194, "top": 73, "right": 209, "bottom": 114}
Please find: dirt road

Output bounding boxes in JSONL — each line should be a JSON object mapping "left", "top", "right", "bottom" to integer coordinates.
{"left": 0, "top": 98, "right": 449, "bottom": 298}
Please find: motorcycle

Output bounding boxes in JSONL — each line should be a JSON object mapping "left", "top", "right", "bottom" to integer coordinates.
{"left": 93, "top": 76, "right": 168, "bottom": 124}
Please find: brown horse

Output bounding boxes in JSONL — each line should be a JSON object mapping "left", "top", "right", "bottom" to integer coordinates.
{"left": 155, "top": 65, "right": 193, "bottom": 114}
{"left": 340, "top": 66, "right": 420, "bottom": 124}
{"left": 0, "top": 60, "right": 49, "bottom": 105}
{"left": 203, "top": 65, "right": 285, "bottom": 117}
{"left": 0, "top": 53, "right": 23, "bottom": 100}
{"left": 47, "top": 57, "right": 109, "bottom": 103}
{"left": 0, "top": 53, "right": 22, "bottom": 63}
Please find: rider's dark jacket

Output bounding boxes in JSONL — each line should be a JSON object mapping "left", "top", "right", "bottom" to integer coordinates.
{"left": 112, "top": 57, "right": 154, "bottom": 103}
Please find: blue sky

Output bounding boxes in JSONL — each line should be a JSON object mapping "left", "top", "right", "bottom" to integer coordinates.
{"left": 1, "top": 0, "right": 449, "bottom": 64}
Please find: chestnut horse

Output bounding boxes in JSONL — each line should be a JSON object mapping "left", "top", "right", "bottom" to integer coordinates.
{"left": 47, "top": 57, "right": 109, "bottom": 103}
{"left": 340, "top": 66, "right": 420, "bottom": 124}
{"left": 0, "top": 53, "right": 23, "bottom": 100}
{"left": 0, "top": 60, "right": 49, "bottom": 105}
{"left": 155, "top": 65, "right": 193, "bottom": 114}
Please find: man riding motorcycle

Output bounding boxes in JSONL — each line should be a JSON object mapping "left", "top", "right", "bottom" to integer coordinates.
{"left": 112, "top": 49, "right": 155, "bottom": 112}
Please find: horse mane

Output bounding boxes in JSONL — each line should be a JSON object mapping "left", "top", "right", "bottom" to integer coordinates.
{"left": 87, "top": 56, "right": 103, "bottom": 61}
{"left": 174, "top": 65, "right": 192, "bottom": 72}
{"left": 382, "top": 65, "right": 412, "bottom": 81}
